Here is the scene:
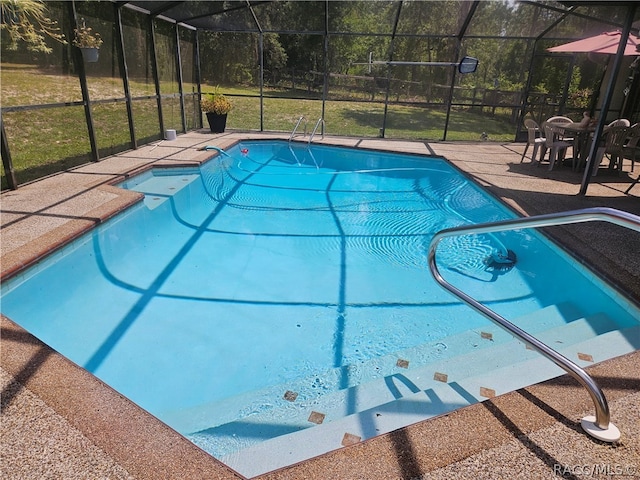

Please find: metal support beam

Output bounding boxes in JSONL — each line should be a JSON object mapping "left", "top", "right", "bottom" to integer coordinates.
{"left": 380, "top": 1, "right": 403, "bottom": 139}
{"left": 150, "top": 17, "right": 165, "bottom": 137}
{"left": 70, "top": 1, "right": 99, "bottom": 162}
{"left": 580, "top": 3, "right": 637, "bottom": 195}
{"left": 321, "top": 0, "right": 329, "bottom": 129}
{"left": 558, "top": 54, "right": 576, "bottom": 115}
{"left": 1, "top": 114, "right": 17, "bottom": 189}
{"left": 246, "top": 0, "right": 264, "bottom": 131}
{"left": 195, "top": 30, "right": 203, "bottom": 129}
{"left": 518, "top": 8, "right": 575, "bottom": 131}
{"left": 115, "top": 4, "right": 137, "bottom": 149}
{"left": 444, "top": 0, "right": 479, "bottom": 141}
{"left": 175, "top": 23, "right": 187, "bottom": 133}
{"left": 258, "top": 32, "right": 265, "bottom": 131}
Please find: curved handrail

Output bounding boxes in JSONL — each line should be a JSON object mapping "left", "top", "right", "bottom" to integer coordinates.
{"left": 428, "top": 207, "right": 640, "bottom": 441}
{"left": 289, "top": 116, "right": 307, "bottom": 142}
{"left": 309, "top": 117, "right": 325, "bottom": 144}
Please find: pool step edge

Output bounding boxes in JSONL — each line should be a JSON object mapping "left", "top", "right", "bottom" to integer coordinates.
{"left": 166, "top": 302, "right": 584, "bottom": 433}
{"left": 221, "top": 324, "right": 640, "bottom": 478}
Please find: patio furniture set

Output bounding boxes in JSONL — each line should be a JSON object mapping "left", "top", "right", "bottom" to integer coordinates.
{"left": 520, "top": 115, "right": 640, "bottom": 193}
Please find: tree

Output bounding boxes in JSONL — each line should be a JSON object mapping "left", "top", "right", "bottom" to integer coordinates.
{"left": 0, "top": 0, "right": 66, "bottom": 53}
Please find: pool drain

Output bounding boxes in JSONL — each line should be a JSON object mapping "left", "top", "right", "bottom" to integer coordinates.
{"left": 484, "top": 249, "right": 517, "bottom": 271}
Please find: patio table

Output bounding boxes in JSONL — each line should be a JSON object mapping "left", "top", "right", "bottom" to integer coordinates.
{"left": 552, "top": 123, "right": 596, "bottom": 170}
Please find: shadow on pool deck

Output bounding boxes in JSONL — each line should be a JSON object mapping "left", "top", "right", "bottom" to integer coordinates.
{"left": 1, "top": 133, "right": 639, "bottom": 480}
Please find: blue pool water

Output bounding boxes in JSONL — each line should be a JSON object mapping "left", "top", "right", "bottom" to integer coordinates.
{"left": 2, "top": 140, "right": 639, "bottom": 474}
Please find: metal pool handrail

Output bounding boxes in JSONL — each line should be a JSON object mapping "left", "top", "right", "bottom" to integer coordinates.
{"left": 289, "top": 116, "right": 307, "bottom": 142}
{"left": 309, "top": 117, "right": 325, "bottom": 144}
{"left": 427, "top": 207, "right": 640, "bottom": 443}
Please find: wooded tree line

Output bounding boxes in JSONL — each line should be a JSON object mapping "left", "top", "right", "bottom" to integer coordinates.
{"left": 1, "top": 1, "right": 630, "bottom": 106}
{"left": 195, "top": 0, "right": 627, "bottom": 108}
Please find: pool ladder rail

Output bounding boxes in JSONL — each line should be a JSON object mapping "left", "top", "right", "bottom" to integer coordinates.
{"left": 289, "top": 116, "right": 307, "bottom": 142}
{"left": 289, "top": 116, "right": 325, "bottom": 144}
{"left": 428, "top": 206, "right": 640, "bottom": 443}
{"left": 309, "top": 117, "right": 325, "bottom": 144}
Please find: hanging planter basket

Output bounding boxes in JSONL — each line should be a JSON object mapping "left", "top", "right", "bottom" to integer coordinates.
{"left": 80, "top": 47, "right": 100, "bottom": 63}
{"left": 73, "top": 20, "right": 103, "bottom": 63}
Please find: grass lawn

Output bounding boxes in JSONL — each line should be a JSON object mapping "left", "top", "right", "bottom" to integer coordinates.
{"left": 216, "top": 84, "right": 517, "bottom": 141}
{"left": 2, "top": 64, "right": 517, "bottom": 188}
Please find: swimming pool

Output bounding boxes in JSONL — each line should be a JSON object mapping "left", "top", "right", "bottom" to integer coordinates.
{"left": 2, "top": 140, "right": 639, "bottom": 476}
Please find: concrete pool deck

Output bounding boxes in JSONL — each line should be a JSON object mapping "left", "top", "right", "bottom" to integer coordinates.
{"left": 2, "top": 132, "right": 639, "bottom": 479}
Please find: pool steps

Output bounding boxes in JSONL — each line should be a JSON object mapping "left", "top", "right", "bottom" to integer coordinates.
{"left": 172, "top": 302, "right": 637, "bottom": 473}
{"left": 166, "top": 302, "right": 583, "bottom": 432}
{"left": 224, "top": 323, "right": 639, "bottom": 477}
{"left": 122, "top": 172, "right": 201, "bottom": 210}
{"left": 190, "top": 310, "right": 624, "bottom": 439}
{"left": 428, "top": 207, "right": 640, "bottom": 444}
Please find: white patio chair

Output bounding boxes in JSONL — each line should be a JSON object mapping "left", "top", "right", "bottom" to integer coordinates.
{"left": 542, "top": 124, "right": 572, "bottom": 170}
{"left": 543, "top": 115, "right": 573, "bottom": 127}
{"left": 617, "top": 123, "right": 640, "bottom": 172}
{"left": 542, "top": 116, "right": 575, "bottom": 155}
{"left": 520, "top": 119, "right": 546, "bottom": 163}
{"left": 591, "top": 125, "right": 630, "bottom": 176}
{"left": 604, "top": 118, "right": 631, "bottom": 131}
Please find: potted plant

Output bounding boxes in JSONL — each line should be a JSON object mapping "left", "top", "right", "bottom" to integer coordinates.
{"left": 72, "top": 19, "right": 103, "bottom": 63}
{"left": 201, "top": 88, "right": 232, "bottom": 133}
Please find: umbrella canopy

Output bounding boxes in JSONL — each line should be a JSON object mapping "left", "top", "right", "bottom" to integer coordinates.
{"left": 548, "top": 30, "right": 640, "bottom": 56}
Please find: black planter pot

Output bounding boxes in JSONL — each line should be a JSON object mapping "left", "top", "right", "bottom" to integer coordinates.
{"left": 206, "top": 112, "right": 228, "bottom": 133}
{"left": 80, "top": 47, "right": 100, "bottom": 63}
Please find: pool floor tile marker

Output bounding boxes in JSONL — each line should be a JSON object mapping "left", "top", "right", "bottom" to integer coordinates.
{"left": 433, "top": 372, "right": 448, "bottom": 383}
{"left": 481, "top": 331, "right": 493, "bottom": 340}
{"left": 284, "top": 390, "right": 298, "bottom": 401}
{"left": 341, "top": 433, "right": 361, "bottom": 446}
{"left": 479, "top": 387, "right": 496, "bottom": 398}
{"left": 578, "top": 352, "right": 594, "bottom": 362}
{"left": 396, "top": 358, "right": 409, "bottom": 369}
{"left": 308, "top": 411, "right": 326, "bottom": 424}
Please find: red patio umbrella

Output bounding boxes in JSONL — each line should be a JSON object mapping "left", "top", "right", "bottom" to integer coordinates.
{"left": 548, "top": 30, "right": 640, "bottom": 56}
{"left": 545, "top": 20, "right": 640, "bottom": 195}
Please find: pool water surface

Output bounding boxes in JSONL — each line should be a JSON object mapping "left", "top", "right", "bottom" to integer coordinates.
{"left": 2, "top": 140, "right": 639, "bottom": 476}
